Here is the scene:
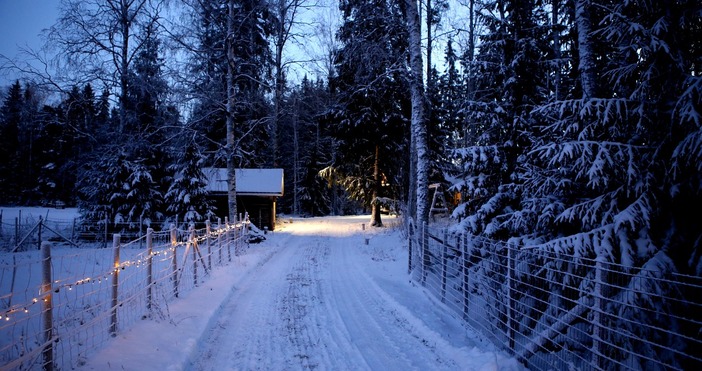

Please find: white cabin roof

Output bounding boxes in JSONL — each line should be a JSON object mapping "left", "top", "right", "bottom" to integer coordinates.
{"left": 204, "top": 168, "right": 284, "bottom": 197}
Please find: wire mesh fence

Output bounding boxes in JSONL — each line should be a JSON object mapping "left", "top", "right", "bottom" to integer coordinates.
{"left": 408, "top": 221, "right": 702, "bottom": 370}
{"left": 0, "top": 208, "right": 226, "bottom": 252}
{"left": 0, "top": 218, "right": 250, "bottom": 370}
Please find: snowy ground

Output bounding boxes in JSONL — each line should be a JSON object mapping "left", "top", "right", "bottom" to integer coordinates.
{"left": 79, "top": 215, "right": 523, "bottom": 371}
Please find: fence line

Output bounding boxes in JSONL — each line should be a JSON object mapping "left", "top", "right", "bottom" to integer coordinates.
{"left": 0, "top": 215, "right": 250, "bottom": 370}
{"left": 408, "top": 220, "right": 702, "bottom": 370}
{"left": 0, "top": 210, "right": 230, "bottom": 252}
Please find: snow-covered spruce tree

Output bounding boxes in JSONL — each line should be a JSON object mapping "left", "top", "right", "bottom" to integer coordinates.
{"left": 447, "top": 0, "right": 554, "bottom": 357}
{"left": 330, "top": 0, "right": 410, "bottom": 227}
{"left": 77, "top": 23, "right": 175, "bottom": 232}
{"left": 436, "top": 39, "right": 466, "bottom": 160}
{"left": 166, "top": 141, "right": 214, "bottom": 228}
{"left": 518, "top": 0, "right": 702, "bottom": 368}
{"left": 118, "top": 24, "right": 174, "bottom": 230}
{"left": 451, "top": 0, "right": 548, "bottom": 239}
{"left": 77, "top": 148, "right": 131, "bottom": 231}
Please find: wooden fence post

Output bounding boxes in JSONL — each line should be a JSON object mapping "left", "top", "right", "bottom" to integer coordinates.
{"left": 190, "top": 227, "right": 198, "bottom": 286}
{"left": 217, "top": 218, "right": 223, "bottom": 265}
{"left": 225, "top": 217, "right": 231, "bottom": 262}
{"left": 170, "top": 224, "right": 179, "bottom": 298}
{"left": 41, "top": 241, "right": 53, "bottom": 371}
{"left": 206, "top": 220, "right": 212, "bottom": 271}
{"left": 234, "top": 215, "right": 240, "bottom": 257}
{"left": 146, "top": 228, "right": 153, "bottom": 313}
{"left": 110, "top": 234, "right": 120, "bottom": 337}
{"left": 139, "top": 216, "right": 143, "bottom": 249}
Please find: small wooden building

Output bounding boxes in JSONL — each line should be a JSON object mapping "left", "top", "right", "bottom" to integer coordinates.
{"left": 204, "top": 168, "right": 284, "bottom": 231}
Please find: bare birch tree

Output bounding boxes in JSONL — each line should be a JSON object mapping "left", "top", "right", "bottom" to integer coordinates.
{"left": 226, "top": 0, "right": 238, "bottom": 221}
{"left": 47, "top": 0, "right": 163, "bottom": 134}
{"left": 403, "top": 0, "right": 429, "bottom": 225}
{"left": 271, "top": 0, "right": 312, "bottom": 166}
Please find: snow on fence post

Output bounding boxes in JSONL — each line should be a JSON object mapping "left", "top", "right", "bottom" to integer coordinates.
{"left": 170, "top": 224, "right": 179, "bottom": 298}
{"left": 462, "top": 232, "right": 470, "bottom": 320}
{"left": 217, "top": 218, "right": 223, "bottom": 265}
{"left": 190, "top": 226, "right": 198, "bottom": 286}
{"left": 225, "top": 217, "right": 231, "bottom": 262}
{"left": 206, "top": 220, "right": 212, "bottom": 271}
{"left": 244, "top": 212, "right": 250, "bottom": 250}
{"left": 441, "top": 229, "right": 448, "bottom": 302}
{"left": 40, "top": 241, "right": 53, "bottom": 371}
{"left": 235, "top": 215, "right": 242, "bottom": 256}
{"left": 139, "top": 216, "right": 143, "bottom": 249}
{"left": 146, "top": 228, "right": 154, "bottom": 313}
{"left": 110, "top": 234, "right": 120, "bottom": 337}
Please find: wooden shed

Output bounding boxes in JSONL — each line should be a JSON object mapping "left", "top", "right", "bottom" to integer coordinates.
{"left": 204, "top": 168, "right": 284, "bottom": 231}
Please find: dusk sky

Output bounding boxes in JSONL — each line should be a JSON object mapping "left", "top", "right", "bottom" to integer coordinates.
{"left": 0, "top": 0, "right": 60, "bottom": 85}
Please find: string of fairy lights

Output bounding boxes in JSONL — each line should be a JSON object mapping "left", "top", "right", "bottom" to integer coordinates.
{"left": 0, "top": 222, "right": 248, "bottom": 323}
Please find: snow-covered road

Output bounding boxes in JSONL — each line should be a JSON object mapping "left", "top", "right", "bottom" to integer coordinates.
{"left": 84, "top": 216, "right": 522, "bottom": 370}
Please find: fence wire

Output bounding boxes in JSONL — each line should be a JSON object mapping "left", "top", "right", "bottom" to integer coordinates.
{"left": 0, "top": 220, "right": 250, "bottom": 370}
{"left": 408, "top": 221, "right": 702, "bottom": 370}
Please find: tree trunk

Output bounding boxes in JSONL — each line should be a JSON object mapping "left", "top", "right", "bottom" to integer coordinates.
{"left": 426, "top": 0, "right": 432, "bottom": 87}
{"left": 272, "top": 0, "right": 286, "bottom": 167}
{"left": 370, "top": 144, "right": 383, "bottom": 227}
{"left": 226, "top": 0, "right": 238, "bottom": 222}
{"left": 119, "top": 3, "right": 130, "bottom": 134}
{"left": 575, "top": 0, "right": 597, "bottom": 99}
{"left": 293, "top": 96, "right": 300, "bottom": 215}
{"left": 405, "top": 0, "right": 429, "bottom": 225}
{"left": 552, "top": 0, "right": 561, "bottom": 100}
{"left": 465, "top": 0, "right": 476, "bottom": 147}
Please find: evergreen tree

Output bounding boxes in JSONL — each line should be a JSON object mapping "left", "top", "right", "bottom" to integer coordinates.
{"left": 184, "top": 0, "right": 229, "bottom": 158}
{"left": 77, "top": 26, "right": 175, "bottom": 231}
{"left": 280, "top": 77, "right": 335, "bottom": 216}
{"left": 452, "top": 0, "right": 549, "bottom": 238}
{"left": 227, "top": 0, "right": 274, "bottom": 169}
{"left": 330, "top": 0, "right": 410, "bottom": 226}
{"left": 166, "top": 141, "right": 215, "bottom": 227}
{"left": 522, "top": 1, "right": 702, "bottom": 367}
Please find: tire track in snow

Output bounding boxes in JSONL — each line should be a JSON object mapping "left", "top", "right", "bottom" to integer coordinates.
{"left": 186, "top": 220, "right": 470, "bottom": 370}
{"left": 325, "top": 239, "right": 464, "bottom": 370}
{"left": 186, "top": 234, "right": 298, "bottom": 370}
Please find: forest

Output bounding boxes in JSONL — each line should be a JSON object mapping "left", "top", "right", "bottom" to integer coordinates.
{"left": 0, "top": 0, "right": 701, "bottom": 368}
{"left": 0, "top": 0, "right": 701, "bottom": 274}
